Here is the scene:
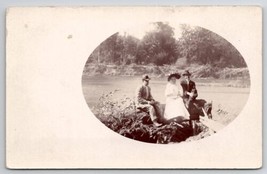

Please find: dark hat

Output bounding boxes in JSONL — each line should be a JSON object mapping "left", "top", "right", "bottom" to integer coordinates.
{"left": 182, "top": 70, "right": 191, "bottom": 76}
{"left": 142, "top": 74, "right": 151, "bottom": 81}
{"left": 167, "top": 73, "right": 181, "bottom": 81}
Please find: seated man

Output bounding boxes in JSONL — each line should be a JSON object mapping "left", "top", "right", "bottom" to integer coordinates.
{"left": 135, "top": 74, "right": 162, "bottom": 126}
{"left": 180, "top": 70, "right": 198, "bottom": 119}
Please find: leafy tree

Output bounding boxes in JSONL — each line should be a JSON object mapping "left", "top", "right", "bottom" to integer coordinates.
{"left": 136, "top": 22, "right": 179, "bottom": 65}
{"left": 87, "top": 33, "right": 140, "bottom": 65}
{"left": 177, "top": 24, "right": 246, "bottom": 68}
{"left": 87, "top": 23, "right": 247, "bottom": 68}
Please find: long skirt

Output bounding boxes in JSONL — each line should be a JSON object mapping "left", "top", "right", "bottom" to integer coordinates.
{"left": 164, "top": 97, "right": 190, "bottom": 120}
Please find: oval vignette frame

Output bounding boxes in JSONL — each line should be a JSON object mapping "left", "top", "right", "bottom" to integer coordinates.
{"left": 81, "top": 22, "right": 250, "bottom": 144}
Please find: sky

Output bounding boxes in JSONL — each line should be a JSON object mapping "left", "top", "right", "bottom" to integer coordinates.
{"left": 119, "top": 22, "right": 185, "bottom": 40}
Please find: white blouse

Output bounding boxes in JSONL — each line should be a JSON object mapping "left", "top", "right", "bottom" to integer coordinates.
{"left": 165, "top": 82, "right": 183, "bottom": 100}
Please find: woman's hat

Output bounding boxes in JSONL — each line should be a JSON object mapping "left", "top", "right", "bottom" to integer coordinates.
{"left": 182, "top": 70, "right": 191, "bottom": 76}
{"left": 142, "top": 74, "right": 151, "bottom": 81}
{"left": 167, "top": 73, "right": 181, "bottom": 81}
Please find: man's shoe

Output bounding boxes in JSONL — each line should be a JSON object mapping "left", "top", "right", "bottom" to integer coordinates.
{"left": 153, "top": 121, "right": 162, "bottom": 127}
{"left": 173, "top": 122, "right": 184, "bottom": 128}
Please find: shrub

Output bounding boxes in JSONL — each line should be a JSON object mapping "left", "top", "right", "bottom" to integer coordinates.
{"left": 92, "top": 90, "right": 210, "bottom": 144}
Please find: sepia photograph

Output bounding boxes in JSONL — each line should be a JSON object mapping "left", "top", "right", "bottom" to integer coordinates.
{"left": 6, "top": 7, "right": 261, "bottom": 168}
{"left": 82, "top": 22, "right": 250, "bottom": 144}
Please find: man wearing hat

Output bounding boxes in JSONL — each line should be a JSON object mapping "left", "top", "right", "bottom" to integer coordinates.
{"left": 135, "top": 74, "right": 162, "bottom": 126}
{"left": 180, "top": 70, "right": 198, "bottom": 109}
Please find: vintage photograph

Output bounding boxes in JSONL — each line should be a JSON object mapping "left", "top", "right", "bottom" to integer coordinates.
{"left": 82, "top": 22, "right": 250, "bottom": 144}
{"left": 6, "top": 7, "right": 261, "bottom": 168}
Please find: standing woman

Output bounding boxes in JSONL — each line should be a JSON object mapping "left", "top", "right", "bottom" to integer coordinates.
{"left": 164, "top": 73, "right": 190, "bottom": 122}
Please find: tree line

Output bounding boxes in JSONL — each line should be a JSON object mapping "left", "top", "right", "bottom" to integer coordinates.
{"left": 87, "top": 22, "right": 247, "bottom": 68}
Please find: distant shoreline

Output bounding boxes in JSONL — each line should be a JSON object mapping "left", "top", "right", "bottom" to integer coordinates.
{"left": 83, "top": 64, "right": 250, "bottom": 88}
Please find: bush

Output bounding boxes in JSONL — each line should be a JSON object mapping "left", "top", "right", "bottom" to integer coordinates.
{"left": 92, "top": 90, "right": 210, "bottom": 144}
{"left": 83, "top": 63, "right": 250, "bottom": 83}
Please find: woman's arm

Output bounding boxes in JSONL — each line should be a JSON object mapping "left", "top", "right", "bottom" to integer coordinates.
{"left": 165, "top": 84, "right": 178, "bottom": 99}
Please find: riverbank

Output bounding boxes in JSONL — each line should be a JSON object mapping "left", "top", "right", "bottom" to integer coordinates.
{"left": 83, "top": 64, "right": 250, "bottom": 88}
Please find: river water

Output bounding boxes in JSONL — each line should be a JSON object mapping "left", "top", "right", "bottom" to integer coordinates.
{"left": 82, "top": 76, "right": 250, "bottom": 119}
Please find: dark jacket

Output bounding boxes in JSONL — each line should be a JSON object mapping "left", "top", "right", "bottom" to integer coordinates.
{"left": 180, "top": 79, "right": 198, "bottom": 100}
{"left": 135, "top": 85, "right": 154, "bottom": 105}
